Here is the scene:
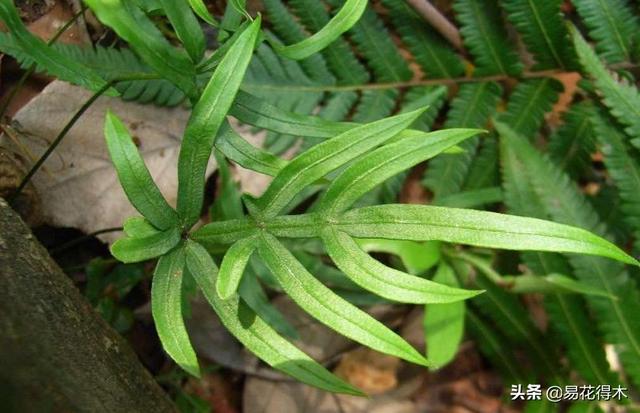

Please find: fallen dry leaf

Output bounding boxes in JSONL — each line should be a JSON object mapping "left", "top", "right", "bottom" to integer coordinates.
{"left": 0, "top": 80, "right": 215, "bottom": 242}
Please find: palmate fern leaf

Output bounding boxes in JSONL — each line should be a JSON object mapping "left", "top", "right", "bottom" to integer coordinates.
{"left": 501, "top": 0, "right": 576, "bottom": 70}
{"left": 573, "top": 0, "right": 640, "bottom": 63}
{"left": 572, "top": 26, "right": 640, "bottom": 149}
{"left": 423, "top": 82, "right": 502, "bottom": 199}
{"left": 592, "top": 111, "right": 640, "bottom": 252}
{"left": 500, "top": 130, "right": 615, "bottom": 385}
{"left": 288, "top": 0, "right": 369, "bottom": 85}
{"left": 498, "top": 123, "right": 640, "bottom": 388}
{"left": 548, "top": 102, "right": 596, "bottom": 179}
{"left": 382, "top": 0, "right": 465, "bottom": 79}
{"left": 327, "top": 0, "right": 412, "bottom": 82}
{"left": 453, "top": 0, "right": 522, "bottom": 76}
{"left": 497, "top": 78, "right": 562, "bottom": 137}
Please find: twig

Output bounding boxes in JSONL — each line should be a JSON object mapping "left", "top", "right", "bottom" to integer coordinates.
{"left": 404, "top": 0, "right": 464, "bottom": 52}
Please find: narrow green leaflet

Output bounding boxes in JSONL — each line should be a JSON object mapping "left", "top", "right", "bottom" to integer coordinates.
{"left": 111, "top": 226, "right": 181, "bottom": 263}
{"left": 317, "top": 128, "right": 482, "bottom": 214}
{"left": 215, "top": 123, "right": 287, "bottom": 176}
{"left": 85, "top": 0, "right": 197, "bottom": 98}
{"left": 151, "top": 246, "right": 200, "bottom": 377}
{"left": 123, "top": 216, "right": 158, "bottom": 238}
{"left": 435, "top": 187, "right": 503, "bottom": 209}
{"left": 335, "top": 205, "right": 638, "bottom": 266}
{"left": 184, "top": 240, "right": 363, "bottom": 395}
{"left": 424, "top": 262, "right": 465, "bottom": 368}
{"left": 270, "top": 0, "right": 367, "bottom": 60}
{"left": 257, "top": 232, "right": 429, "bottom": 366}
{"left": 0, "top": 0, "right": 112, "bottom": 94}
{"left": 497, "top": 274, "right": 616, "bottom": 298}
{"left": 322, "top": 227, "right": 481, "bottom": 304}
{"left": 571, "top": 25, "right": 640, "bottom": 144}
{"left": 159, "top": 0, "right": 206, "bottom": 63}
{"left": 177, "top": 17, "right": 261, "bottom": 228}
{"left": 231, "top": 91, "right": 355, "bottom": 138}
{"left": 188, "top": 0, "right": 218, "bottom": 26}
{"left": 104, "top": 111, "right": 179, "bottom": 230}
{"left": 238, "top": 273, "right": 299, "bottom": 339}
{"left": 192, "top": 219, "right": 257, "bottom": 245}
{"left": 255, "top": 108, "right": 426, "bottom": 217}
{"left": 355, "top": 239, "right": 440, "bottom": 274}
{"left": 217, "top": 237, "right": 257, "bottom": 299}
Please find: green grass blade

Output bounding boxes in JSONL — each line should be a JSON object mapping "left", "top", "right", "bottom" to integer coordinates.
{"left": 257, "top": 232, "right": 429, "bottom": 366}
{"left": 104, "top": 111, "right": 179, "bottom": 230}
{"left": 184, "top": 240, "right": 364, "bottom": 395}
{"left": 177, "top": 17, "right": 261, "bottom": 228}
{"left": 322, "top": 227, "right": 481, "bottom": 304}
{"left": 152, "top": 245, "right": 200, "bottom": 377}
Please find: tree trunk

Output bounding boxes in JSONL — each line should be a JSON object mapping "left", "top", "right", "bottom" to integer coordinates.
{"left": 0, "top": 198, "right": 177, "bottom": 412}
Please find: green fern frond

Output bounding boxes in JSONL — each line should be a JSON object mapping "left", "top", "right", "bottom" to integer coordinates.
{"left": 352, "top": 89, "right": 397, "bottom": 123}
{"left": 573, "top": 0, "right": 640, "bottom": 63}
{"left": 498, "top": 123, "right": 640, "bottom": 388}
{"left": 466, "top": 309, "right": 532, "bottom": 384}
{"left": 548, "top": 102, "right": 596, "bottom": 179}
{"left": 0, "top": 34, "right": 185, "bottom": 106}
{"left": 423, "top": 81, "right": 502, "bottom": 199}
{"left": 592, "top": 111, "right": 640, "bottom": 251}
{"left": 497, "top": 78, "right": 562, "bottom": 137}
{"left": 382, "top": 0, "right": 465, "bottom": 79}
{"left": 403, "top": 86, "right": 448, "bottom": 131}
{"left": 463, "top": 134, "right": 499, "bottom": 190}
{"left": 500, "top": 128, "right": 615, "bottom": 385}
{"left": 501, "top": 0, "right": 576, "bottom": 70}
{"left": 572, "top": 26, "right": 640, "bottom": 148}
{"left": 328, "top": 0, "right": 412, "bottom": 82}
{"left": 453, "top": 0, "right": 522, "bottom": 76}
{"left": 466, "top": 265, "right": 563, "bottom": 382}
{"left": 288, "top": 0, "right": 370, "bottom": 85}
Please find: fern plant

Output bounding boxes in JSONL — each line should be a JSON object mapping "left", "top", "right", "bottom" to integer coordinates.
{"left": 2, "top": 0, "right": 640, "bottom": 404}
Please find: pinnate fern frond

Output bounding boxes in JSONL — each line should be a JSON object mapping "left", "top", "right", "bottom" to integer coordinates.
{"left": 572, "top": 0, "right": 640, "bottom": 63}
{"left": 501, "top": 0, "right": 576, "bottom": 70}
{"left": 423, "top": 82, "right": 502, "bottom": 199}
{"left": 572, "top": 26, "right": 640, "bottom": 148}
{"left": 453, "top": 0, "right": 522, "bottom": 76}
